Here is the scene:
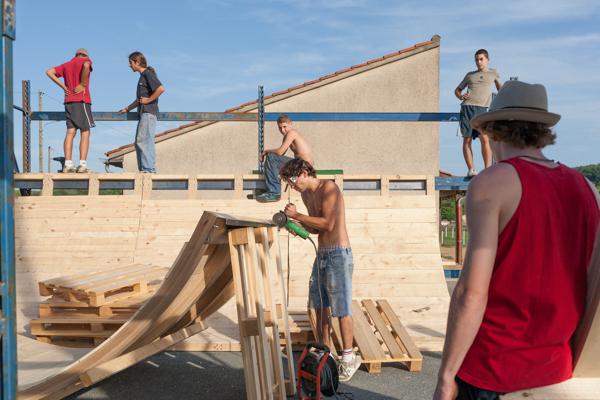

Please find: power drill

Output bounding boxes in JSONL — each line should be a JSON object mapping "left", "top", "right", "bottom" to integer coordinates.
{"left": 272, "top": 211, "right": 310, "bottom": 239}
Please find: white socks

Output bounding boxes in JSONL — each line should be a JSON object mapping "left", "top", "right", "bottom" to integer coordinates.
{"left": 342, "top": 348, "right": 354, "bottom": 363}
{"left": 65, "top": 160, "right": 74, "bottom": 167}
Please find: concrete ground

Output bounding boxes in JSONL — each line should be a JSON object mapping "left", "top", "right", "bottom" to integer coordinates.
{"left": 66, "top": 351, "right": 443, "bottom": 400}
{"left": 65, "top": 280, "right": 457, "bottom": 399}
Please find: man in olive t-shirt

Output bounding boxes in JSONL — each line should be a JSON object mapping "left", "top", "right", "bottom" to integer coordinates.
{"left": 455, "top": 49, "right": 502, "bottom": 177}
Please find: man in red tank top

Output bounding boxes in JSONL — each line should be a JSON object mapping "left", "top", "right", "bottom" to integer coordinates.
{"left": 434, "top": 81, "right": 600, "bottom": 400}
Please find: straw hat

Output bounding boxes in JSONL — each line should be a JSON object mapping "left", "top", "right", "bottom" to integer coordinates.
{"left": 471, "top": 80, "right": 560, "bottom": 129}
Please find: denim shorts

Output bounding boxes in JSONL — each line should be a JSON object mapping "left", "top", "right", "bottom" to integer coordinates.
{"left": 460, "top": 105, "right": 487, "bottom": 139}
{"left": 308, "top": 247, "right": 353, "bottom": 317}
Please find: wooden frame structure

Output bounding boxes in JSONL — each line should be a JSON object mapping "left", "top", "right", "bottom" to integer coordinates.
{"left": 229, "top": 226, "right": 295, "bottom": 399}
{"left": 18, "top": 212, "right": 293, "bottom": 400}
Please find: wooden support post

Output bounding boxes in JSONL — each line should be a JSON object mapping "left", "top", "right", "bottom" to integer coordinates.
{"left": 229, "top": 230, "right": 261, "bottom": 400}
{"left": 88, "top": 175, "right": 99, "bottom": 196}
{"left": 234, "top": 175, "right": 244, "bottom": 199}
{"left": 380, "top": 175, "right": 390, "bottom": 197}
{"left": 41, "top": 174, "right": 53, "bottom": 196}
{"left": 141, "top": 174, "right": 153, "bottom": 199}
{"left": 426, "top": 175, "right": 435, "bottom": 195}
{"left": 187, "top": 175, "right": 197, "bottom": 199}
{"left": 133, "top": 173, "right": 143, "bottom": 197}
{"left": 334, "top": 174, "right": 343, "bottom": 190}
{"left": 271, "top": 228, "right": 297, "bottom": 395}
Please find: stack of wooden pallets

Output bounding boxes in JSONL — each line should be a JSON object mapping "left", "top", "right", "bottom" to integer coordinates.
{"left": 31, "top": 265, "right": 168, "bottom": 347}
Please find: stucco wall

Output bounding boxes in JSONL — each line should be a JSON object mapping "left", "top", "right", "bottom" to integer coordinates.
{"left": 122, "top": 46, "right": 440, "bottom": 175}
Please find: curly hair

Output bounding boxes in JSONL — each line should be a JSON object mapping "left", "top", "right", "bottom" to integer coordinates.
{"left": 482, "top": 120, "right": 556, "bottom": 149}
{"left": 279, "top": 158, "right": 316, "bottom": 180}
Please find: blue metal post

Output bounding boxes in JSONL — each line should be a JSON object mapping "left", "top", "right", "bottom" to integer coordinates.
{"left": 20, "top": 79, "right": 29, "bottom": 172}
{"left": 0, "top": 1, "right": 17, "bottom": 398}
{"left": 257, "top": 85, "right": 264, "bottom": 174}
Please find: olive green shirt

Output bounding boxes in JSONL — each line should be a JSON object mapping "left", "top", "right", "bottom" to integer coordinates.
{"left": 457, "top": 69, "right": 501, "bottom": 107}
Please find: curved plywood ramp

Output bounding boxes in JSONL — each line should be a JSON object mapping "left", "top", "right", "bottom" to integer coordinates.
{"left": 18, "top": 212, "right": 271, "bottom": 400}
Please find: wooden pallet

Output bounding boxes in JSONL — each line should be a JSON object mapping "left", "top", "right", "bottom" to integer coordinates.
{"left": 38, "top": 264, "right": 168, "bottom": 306}
{"left": 310, "top": 299, "right": 423, "bottom": 374}
{"left": 31, "top": 316, "right": 128, "bottom": 346}
{"left": 351, "top": 299, "right": 422, "bottom": 374}
{"left": 35, "top": 336, "right": 108, "bottom": 348}
{"left": 39, "top": 292, "right": 151, "bottom": 318}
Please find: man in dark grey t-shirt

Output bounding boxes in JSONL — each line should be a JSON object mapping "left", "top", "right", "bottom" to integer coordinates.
{"left": 455, "top": 49, "right": 502, "bottom": 177}
{"left": 119, "top": 51, "right": 166, "bottom": 173}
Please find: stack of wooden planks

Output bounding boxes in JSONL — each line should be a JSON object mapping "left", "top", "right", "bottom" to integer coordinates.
{"left": 31, "top": 265, "right": 167, "bottom": 347}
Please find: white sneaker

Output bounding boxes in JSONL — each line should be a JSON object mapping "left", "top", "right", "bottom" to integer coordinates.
{"left": 467, "top": 168, "right": 477, "bottom": 177}
{"left": 63, "top": 165, "right": 76, "bottom": 173}
{"left": 338, "top": 354, "right": 362, "bottom": 382}
{"left": 76, "top": 165, "right": 89, "bottom": 173}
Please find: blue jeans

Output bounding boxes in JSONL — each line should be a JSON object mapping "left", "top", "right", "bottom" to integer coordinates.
{"left": 264, "top": 153, "right": 292, "bottom": 194}
{"left": 135, "top": 113, "right": 157, "bottom": 172}
{"left": 308, "top": 247, "right": 353, "bottom": 317}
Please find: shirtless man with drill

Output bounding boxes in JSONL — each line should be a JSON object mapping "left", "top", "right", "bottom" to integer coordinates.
{"left": 279, "top": 158, "right": 361, "bottom": 382}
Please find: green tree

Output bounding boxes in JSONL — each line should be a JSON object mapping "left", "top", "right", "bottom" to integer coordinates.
{"left": 575, "top": 163, "right": 600, "bottom": 189}
{"left": 441, "top": 198, "right": 456, "bottom": 221}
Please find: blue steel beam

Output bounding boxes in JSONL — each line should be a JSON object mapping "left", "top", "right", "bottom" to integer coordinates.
{"left": 30, "top": 111, "right": 258, "bottom": 122}
{"left": 263, "top": 112, "right": 460, "bottom": 122}
{"left": 28, "top": 111, "right": 460, "bottom": 122}
{"left": 1, "top": 1, "right": 18, "bottom": 398}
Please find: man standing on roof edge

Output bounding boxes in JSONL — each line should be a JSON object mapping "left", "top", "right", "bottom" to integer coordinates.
{"left": 455, "top": 49, "right": 502, "bottom": 177}
{"left": 46, "top": 48, "right": 94, "bottom": 173}
{"left": 119, "top": 51, "right": 165, "bottom": 173}
{"left": 434, "top": 80, "right": 600, "bottom": 400}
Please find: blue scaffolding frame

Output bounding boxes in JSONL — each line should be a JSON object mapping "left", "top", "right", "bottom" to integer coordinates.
{"left": 1, "top": 1, "right": 17, "bottom": 399}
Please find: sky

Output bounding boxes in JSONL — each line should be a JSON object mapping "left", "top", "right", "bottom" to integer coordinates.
{"left": 10, "top": 0, "right": 600, "bottom": 175}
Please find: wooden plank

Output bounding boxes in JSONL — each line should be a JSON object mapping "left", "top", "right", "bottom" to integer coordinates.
{"left": 244, "top": 229, "right": 275, "bottom": 399}
{"left": 80, "top": 322, "right": 207, "bottom": 387}
{"left": 351, "top": 301, "right": 386, "bottom": 361}
{"left": 377, "top": 300, "right": 423, "bottom": 367}
{"left": 271, "top": 228, "right": 298, "bottom": 395}
{"left": 228, "top": 230, "right": 261, "bottom": 400}
{"left": 361, "top": 300, "right": 405, "bottom": 359}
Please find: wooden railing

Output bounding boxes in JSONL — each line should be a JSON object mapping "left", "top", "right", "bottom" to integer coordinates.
{"left": 14, "top": 173, "right": 435, "bottom": 198}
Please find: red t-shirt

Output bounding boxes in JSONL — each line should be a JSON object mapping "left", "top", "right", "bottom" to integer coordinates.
{"left": 54, "top": 56, "right": 93, "bottom": 104}
{"left": 457, "top": 158, "right": 600, "bottom": 392}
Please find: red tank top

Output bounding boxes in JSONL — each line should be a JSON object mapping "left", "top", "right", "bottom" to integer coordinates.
{"left": 457, "top": 157, "right": 600, "bottom": 392}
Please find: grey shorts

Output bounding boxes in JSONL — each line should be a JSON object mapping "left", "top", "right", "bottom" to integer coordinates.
{"left": 65, "top": 102, "right": 95, "bottom": 131}
{"left": 308, "top": 247, "right": 353, "bottom": 317}
{"left": 460, "top": 105, "right": 487, "bottom": 139}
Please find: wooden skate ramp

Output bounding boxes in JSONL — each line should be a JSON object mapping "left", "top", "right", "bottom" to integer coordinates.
{"left": 18, "top": 211, "right": 272, "bottom": 400}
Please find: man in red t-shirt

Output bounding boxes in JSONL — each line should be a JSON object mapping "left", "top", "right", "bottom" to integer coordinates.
{"left": 46, "top": 48, "right": 94, "bottom": 173}
{"left": 434, "top": 81, "right": 600, "bottom": 400}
